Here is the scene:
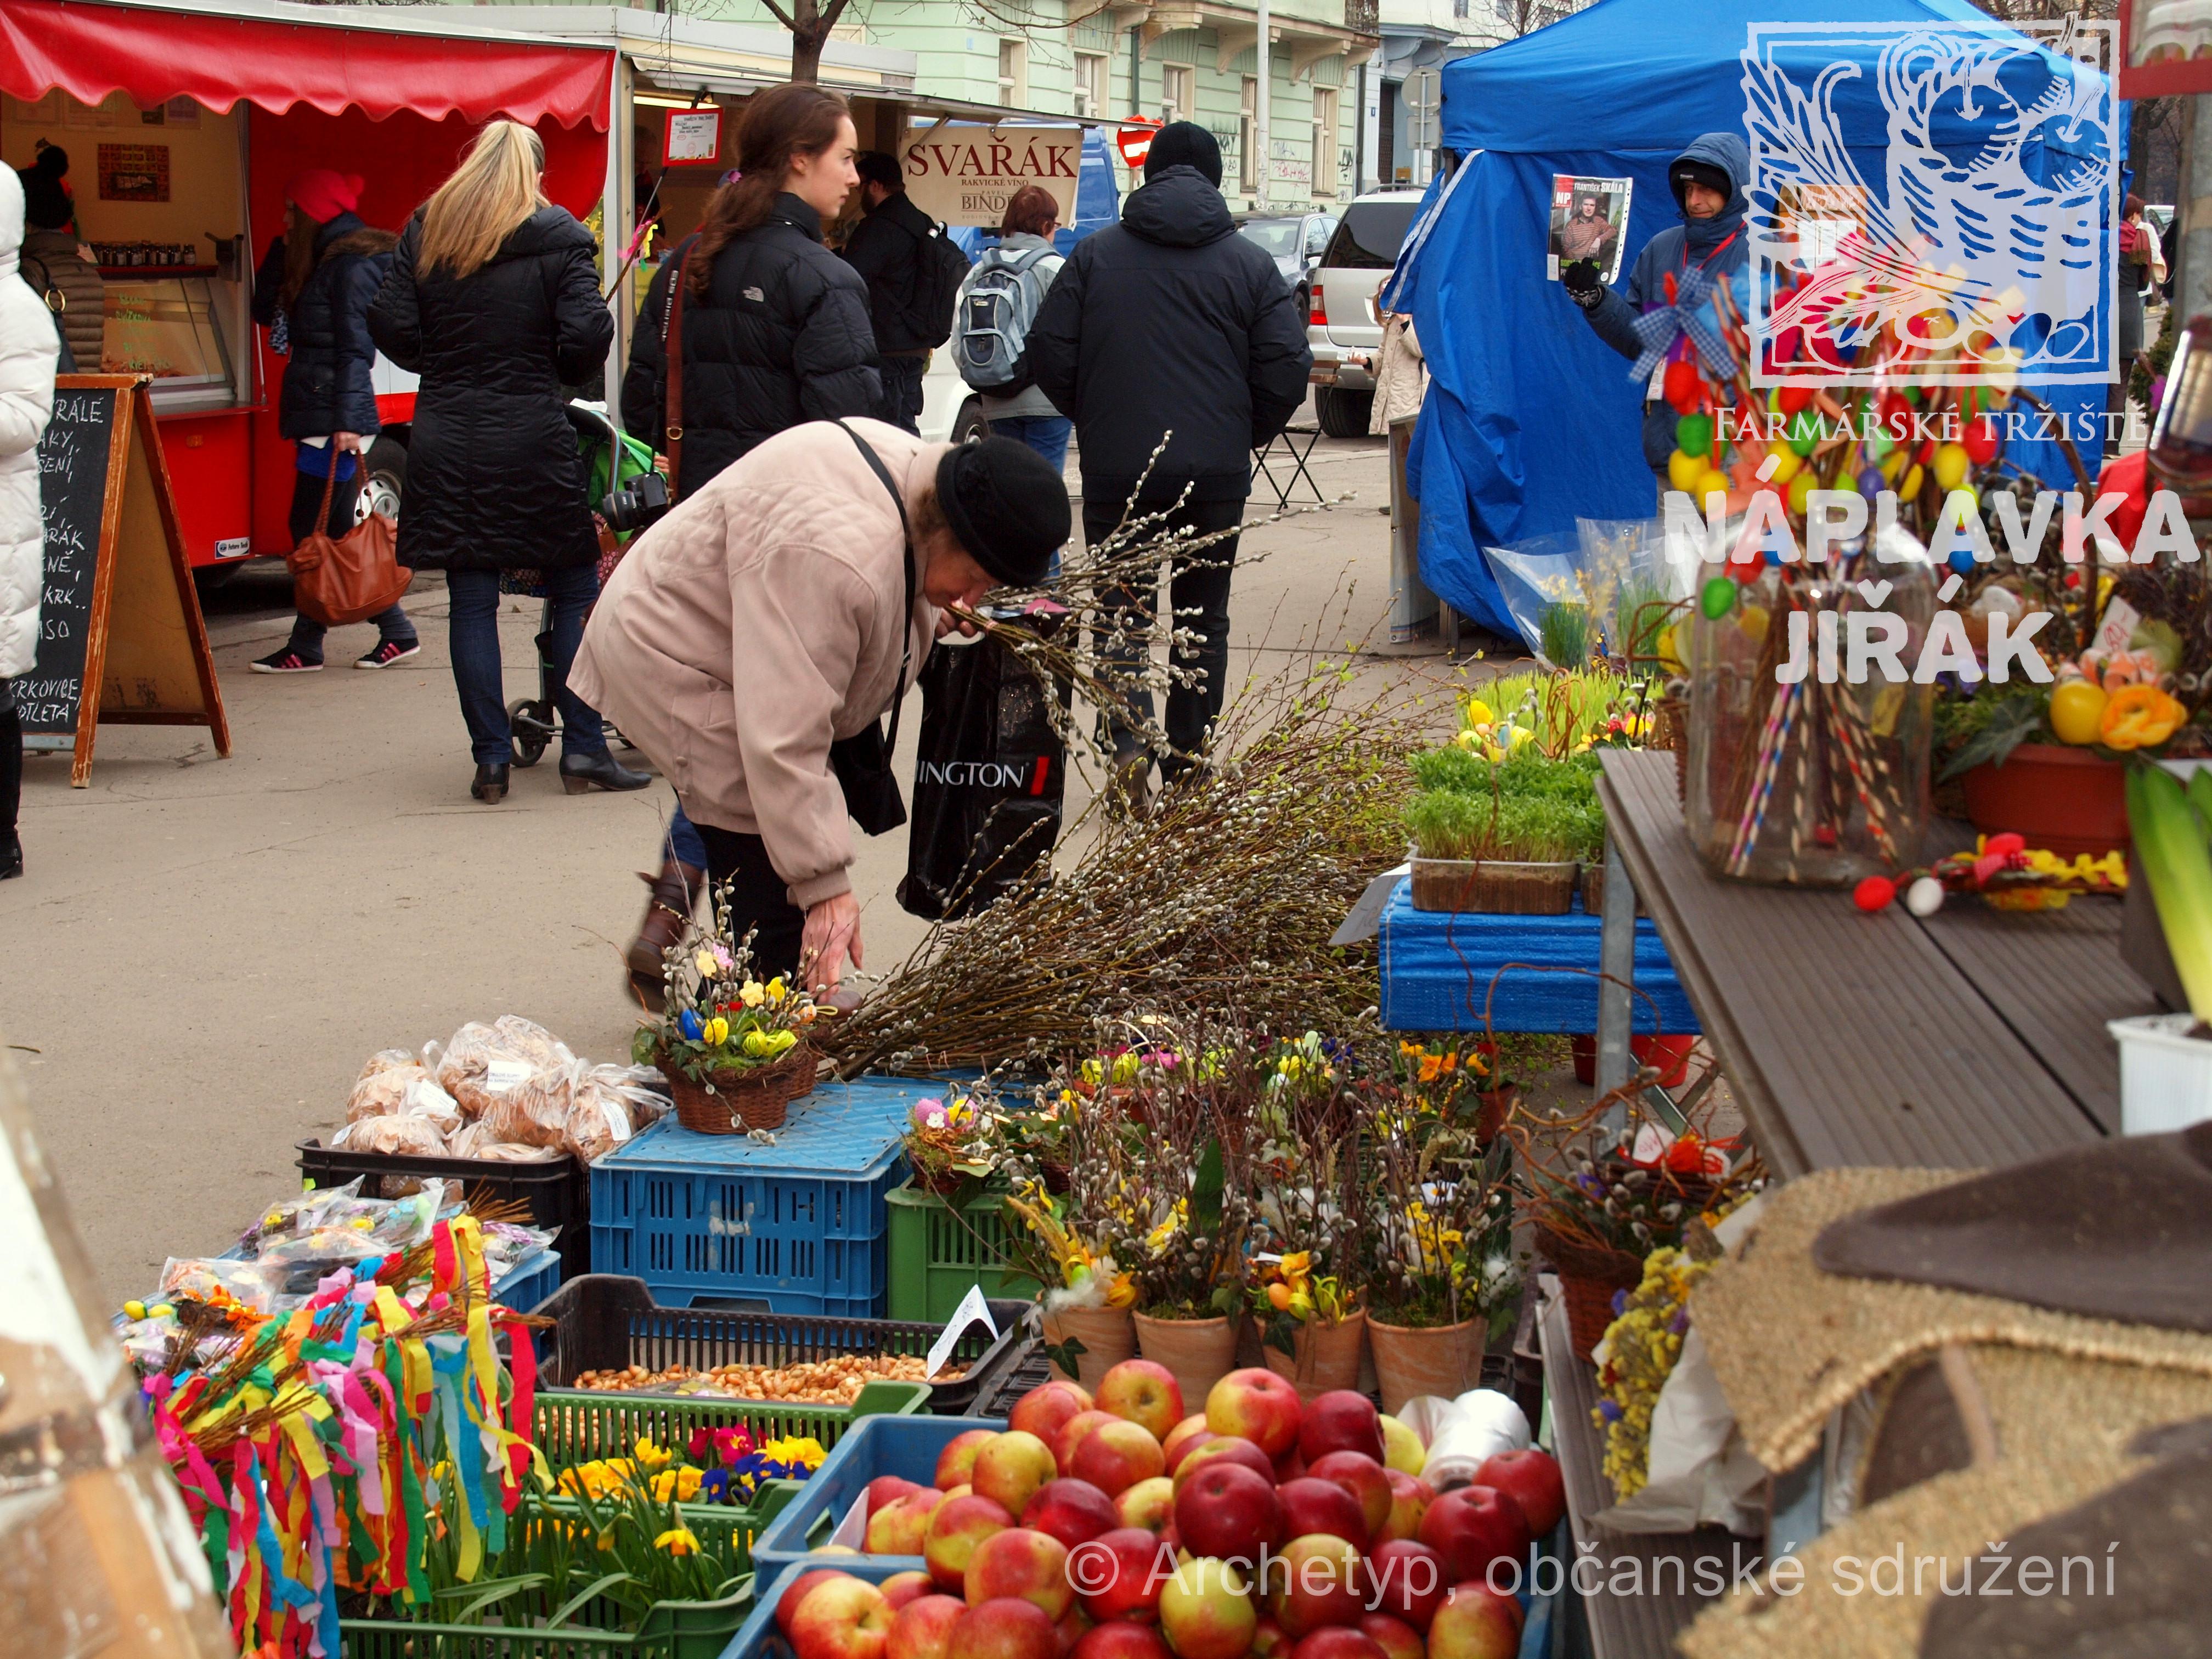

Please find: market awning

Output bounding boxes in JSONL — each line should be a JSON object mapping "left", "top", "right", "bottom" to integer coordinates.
{"left": 0, "top": 0, "right": 614, "bottom": 128}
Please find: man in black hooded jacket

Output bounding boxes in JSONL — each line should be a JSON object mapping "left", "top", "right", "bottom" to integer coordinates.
{"left": 1027, "top": 122, "right": 1310, "bottom": 808}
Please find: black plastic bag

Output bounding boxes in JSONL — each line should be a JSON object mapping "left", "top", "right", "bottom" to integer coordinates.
{"left": 898, "top": 623, "right": 1065, "bottom": 921}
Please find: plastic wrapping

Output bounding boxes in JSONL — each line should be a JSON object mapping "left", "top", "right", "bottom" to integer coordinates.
{"left": 445, "top": 1122, "right": 563, "bottom": 1161}
{"left": 560, "top": 1062, "right": 668, "bottom": 1163}
{"left": 358, "top": 1047, "right": 416, "bottom": 1079}
{"left": 435, "top": 1015, "right": 575, "bottom": 1120}
{"left": 1483, "top": 518, "right": 1686, "bottom": 667}
{"left": 333, "top": 1114, "right": 450, "bottom": 1157}
{"left": 345, "top": 1064, "right": 461, "bottom": 1128}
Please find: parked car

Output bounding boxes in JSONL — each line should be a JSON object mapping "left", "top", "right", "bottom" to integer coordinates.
{"left": 1234, "top": 210, "right": 1338, "bottom": 323}
{"left": 1308, "top": 189, "right": 1424, "bottom": 436}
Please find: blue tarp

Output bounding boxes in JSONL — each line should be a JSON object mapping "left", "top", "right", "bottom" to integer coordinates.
{"left": 1389, "top": 0, "right": 2115, "bottom": 637}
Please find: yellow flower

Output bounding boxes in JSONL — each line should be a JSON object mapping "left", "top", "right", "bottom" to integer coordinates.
{"left": 766, "top": 977, "right": 788, "bottom": 1003}
{"left": 654, "top": 1527, "right": 701, "bottom": 1555}
{"left": 676, "top": 1466, "right": 703, "bottom": 1500}
{"left": 1103, "top": 1272, "right": 1138, "bottom": 1309}
{"left": 651, "top": 1469, "right": 678, "bottom": 1502}
{"left": 740, "top": 980, "right": 768, "bottom": 1009}
{"left": 695, "top": 950, "right": 720, "bottom": 979}
{"left": 634, "top": 1437, "right": 672, "bottom": 1472}
{"left": 702, "top": 1015, "right": 729, "bottom": 1047}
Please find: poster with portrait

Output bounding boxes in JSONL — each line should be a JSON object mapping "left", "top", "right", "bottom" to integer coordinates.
{"left": 1547, "top": 174, "right": 1630, "bottom": 284}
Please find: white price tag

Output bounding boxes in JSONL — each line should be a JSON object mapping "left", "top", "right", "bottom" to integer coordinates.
{"left": 484, "top": 1058, "right": 532, "bottom": 1096}
{"left": 2095, "top": 596, "right": 2142, "bottom": 658}
{"left": 831, "top": 1489, "right": 870, "bottom": 1549}
{"left": 603, "top": 1099, "right": 634, "bottom": 1144}
{"left": 926, "top": 1285, "right": 998, "bottom": 1379}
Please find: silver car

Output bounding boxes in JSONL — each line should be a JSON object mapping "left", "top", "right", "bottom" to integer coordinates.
{"left": 1307, "top": 190, "right": 1424, "bottom": 436}
{"left": 1234, "top": 211, "right": 1339, "bottom": 326}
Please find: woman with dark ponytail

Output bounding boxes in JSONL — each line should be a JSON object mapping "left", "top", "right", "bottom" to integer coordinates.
{"left": 613, "top": 83, "right": 879, "bottom": 1004}
{"left": 623, "top": 84, "right": 878, "bottom": 499}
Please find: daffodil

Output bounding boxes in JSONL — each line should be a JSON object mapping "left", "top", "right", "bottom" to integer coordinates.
{"left": 634, "top": 1437, "right": 672, "bottom": 1472}
{"left": 766, "top": 977, "right": 787, "bottom": 1003}
{"left": 654, "top": 1527, "right": 701, "bottom": 1555}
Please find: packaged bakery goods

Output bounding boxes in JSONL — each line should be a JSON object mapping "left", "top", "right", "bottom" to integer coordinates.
{"left": 332, "top": 1113, "right": 450, "bottom": 1158}
{"left": 561, "top": 1062, "right": 671, "bottom": 1163}
{"left": 358, "top": 1047, "right": 415, "bottom": 1080}
{"left": 447, "top": 1121, "right": 563, "bottom": 1162}
{"left": 437, "top": 1015, "right": 575, "bottom": 1120}
{"left": 345, "top": 1065, "right": 462, "bottom": 1128}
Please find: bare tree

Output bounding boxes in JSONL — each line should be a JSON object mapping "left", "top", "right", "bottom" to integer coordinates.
{"left": 752, "top": 0, "right": 860, "bottom": 84}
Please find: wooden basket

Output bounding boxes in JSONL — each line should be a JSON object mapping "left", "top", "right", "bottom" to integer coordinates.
{"left": 657, "top": 1042, "right": 816, "bottom": 1133}
{"left": 1535, "top": 1222, "right": 1645, "bottom": 1361}
{"left": 1410, "top": 857, "right": 1578, "bottom": 915}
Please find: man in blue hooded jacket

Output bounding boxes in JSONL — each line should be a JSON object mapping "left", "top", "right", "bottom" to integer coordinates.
{"left": 1562, "top": 133, "right": 1750, "bottom": 478}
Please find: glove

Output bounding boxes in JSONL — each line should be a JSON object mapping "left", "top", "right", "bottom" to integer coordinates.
{"left": 1561, "top": 258, "right": 1604, "bottom": 309}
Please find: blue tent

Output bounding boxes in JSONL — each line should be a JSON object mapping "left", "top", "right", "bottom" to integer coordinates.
{"left": 1390, "top": 0, "right": 2117, "bottom": 636}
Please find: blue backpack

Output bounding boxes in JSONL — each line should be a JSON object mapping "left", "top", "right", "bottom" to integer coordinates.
{"left": 956, "top": 244, "right": 1054, "bottom": 393}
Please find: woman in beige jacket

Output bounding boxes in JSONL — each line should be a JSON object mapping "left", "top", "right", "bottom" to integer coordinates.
{"left": 572, "top": 420, "right": 1068, "bottom": 993}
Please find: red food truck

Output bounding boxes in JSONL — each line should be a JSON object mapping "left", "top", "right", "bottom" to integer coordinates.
{"left": 0, "top": 0, "right": 616, "bottom": 571}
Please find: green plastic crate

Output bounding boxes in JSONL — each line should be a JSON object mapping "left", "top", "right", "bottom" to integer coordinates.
{"left": 532, "top": 1379, "right": 930, "bottom": 1480}
{"left": 883, "top": 1184, "right": 1043, "bottom": 1324}
{"left": 341, "top": 1588, "right": 751, "bottom": 1659}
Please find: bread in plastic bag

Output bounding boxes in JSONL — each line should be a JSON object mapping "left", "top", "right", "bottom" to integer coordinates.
{"left": 346, "top": 1065, "right": 462, "bottom": 1129}
{"left": 448, "top": 1121, "right": 563, "bottom": 1162}
{"left": 438, "top": 1015, "right": 575, "bottom": 1121}
{"left": 333, "top": 1113, "right": 450, "bottom": 1158}
{"left": 358, "top": 1047, "right": 416, "bottom": 1081}
{"left": 561, "top": 1062, "right": 670, "bottom": 1163}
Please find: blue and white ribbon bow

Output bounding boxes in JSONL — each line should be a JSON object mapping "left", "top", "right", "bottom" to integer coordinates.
{"left": 1627, "top": 262, "right": 1737, "bottom": 386}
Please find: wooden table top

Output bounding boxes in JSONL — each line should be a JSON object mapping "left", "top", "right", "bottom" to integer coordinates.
{"left": 1596, "top": 751, "right": 2147, "bottom": 1176}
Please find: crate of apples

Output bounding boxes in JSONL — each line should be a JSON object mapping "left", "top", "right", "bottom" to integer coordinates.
{"left": 776, "top": 1359, "right": 1565, "bottom": 1659}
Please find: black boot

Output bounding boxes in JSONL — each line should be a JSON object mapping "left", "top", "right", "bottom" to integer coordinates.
{"left": 471, "top": 763, "right": 509, "bottom": 803}
{"left": 0, "top": 704, "right": 20, "bottom": 879}
{"left": 560, "top": 750, "right": 651, "bottom": 793}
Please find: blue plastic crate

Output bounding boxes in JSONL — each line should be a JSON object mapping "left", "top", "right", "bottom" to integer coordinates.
{"left": 750, "top": 1411, "right": 1007, "bottom": 1580}
{"left": 589, "top": 1077, "right": 932, "bottom": 1313}
{"left": 724, "top": 1560, "right": 910, "bottom": 1659}
{"left": 493, "top": 1246, "right": 560, "bottom": 1313}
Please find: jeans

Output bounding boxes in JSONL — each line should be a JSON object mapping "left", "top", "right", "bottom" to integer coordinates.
{"left": 878, "top": 353, "right": 927, "bottom": 435}
{"left": 989, "top": 415, "right": 1073, "bottom": 579}
{"left": 445, "top": 564, "right": 607, "bottom": 766}
{"left": 691, "top": 820, "right": 806, "bottom": 983}
{"left": 666, "top": 799, "right": 708, "bottom": 870}
{"left": 284, "top": 462, "right": 414, "bottom": 659}
{"left": 1082, "top": 492, "right": 1244, "bottom": 781}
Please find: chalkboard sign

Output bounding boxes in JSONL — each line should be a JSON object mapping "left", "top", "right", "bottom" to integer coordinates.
{"left": 14, "top": 375, "right": 228, "bottom": 784}
{"left": 16, "top": 382, "right": 119, "bottom": 736}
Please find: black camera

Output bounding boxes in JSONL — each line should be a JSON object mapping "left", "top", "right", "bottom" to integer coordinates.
{"left": 601, "top": 471, "right": 672, "bottom": 535}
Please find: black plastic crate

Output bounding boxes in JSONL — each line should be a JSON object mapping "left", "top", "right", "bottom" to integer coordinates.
{"left": 297, "top": 1137, "right": 591, "bottom": 1280}
{"left": 970, "top": 1340, "right": 1051, "bottom": 1418}
{"left": 532, "top": 1274, "right": 1040, "bottom": 1416}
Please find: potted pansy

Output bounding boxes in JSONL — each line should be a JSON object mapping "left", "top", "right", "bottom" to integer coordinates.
{"left": 633, "top": 890, "right": 822, "bottom": 1133}
{"left": 902, "top": 1091, "right": 993, "bottom": 1195}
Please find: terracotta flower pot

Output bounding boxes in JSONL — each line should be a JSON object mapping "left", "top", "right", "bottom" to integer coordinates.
{"left": 1132, "top": 1313, "right": 1240, "bottom": 1412}
{"left": 1041, "top": 1306, "right": 1137, "bottom": 1393}
{"left": 1259, "top": 1310, "right": 1368, "bottom": 1402}
{"left": 1959, "top": 744, "right": 2130, "bottom": 859}
{"left": 1367, "top": 1314, "right": 1487, "bottom": 1415}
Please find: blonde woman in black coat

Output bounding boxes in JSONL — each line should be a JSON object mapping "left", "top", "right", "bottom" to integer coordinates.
{"left": 369, "top": 120, "right": 645, "bottom": 804}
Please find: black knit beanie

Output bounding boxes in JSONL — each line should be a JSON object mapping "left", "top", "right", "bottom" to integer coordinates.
{"left": 1670, "top": 159, "right": 1731, "bottom": 212}
{"left": 1144, "top": 121, "right": 1222, "bottom": 187}
{"left": 19, "top": 146, "right": 71, "bottom": 232}
{"left": 935, "top": 438, "right": 1070, "bottom": 589}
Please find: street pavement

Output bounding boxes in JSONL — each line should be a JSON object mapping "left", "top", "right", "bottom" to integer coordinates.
{"left": 2, "top": 419, "right": 1481, "bottom": 1304}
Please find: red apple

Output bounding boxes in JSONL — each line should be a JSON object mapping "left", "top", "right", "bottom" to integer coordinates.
{"left": 779, "top": 1569, "right": 851, "bottom": 1637}
{"left": 1071, "top": 1419, "right": 1166, "bottom": 1499}
{"left": 890, "top": 1596, "right": 969, "bottom": 1659}
{"left": 1356, "top": 1616, "right": 1421, "bottom": 1659}
{"left": 1075, "top": 1525, "right": 1170, "bottom": 1622}
{"left": 1471, "top": 1449, "right": 1565, "bottom": 1539}
{"left": 1170, "top": 1435, "right": 1275, "bottom": 1496}
{"left": 1097, "top": 1359, "right": 1186, "bottom": 1441}
{"left": 1363, "top": 1541, "right": 1445, "bottom": 1631}
{"left": 792, "top": 1576, "right": 894, "bottom": 1659}
{"left": 949, "top": 1598, "right": 1060, "bottom": 1659}
{"left": 1424, "top": 1584, "right": 1522, "bottom": 1659}
{"left": 966, "top": 1527, "right": 1074, "bottom": 1619}
{"left": 975, "top": 1432, "right": 1062, "bottom": 1517}
{"left": 1204, "top": 1369, "right": 1303, "bottom": 1459}
{"left": 871, "top": 1490, "right": 948, "bottom": 1555}
{"left": 1054, "top": 1412, "right": 1119, "bottom": 1476}
{"left": 1159, "top": 1558, "right": 1258, "bottom": 1659}
{"left": 1023, "top": 1479, "right": 1121, "bottom": 1551}
{"left": 1289, "top": 1628, "right": 1384, "bottom": 1659}
{"left": 1266, "top": 1533, "right": 1364, "bottom": 1638}
{"left": 883, "top": 1572, "right": 937, "bottom": 1611}
{"left": 873, "top": 1476, "right": 928, "bottom": 1516}
{"left": 1305, "top": 1453, "right": 1391, "bottom": 1543}
{"left": 1417, "top": 1488, "right": 1531, "bottom": 1588}
{"left": 1171, "top": 1459, "right": 1282, "bottom": 1562}
{"left": 1160, "top": 1416, "right": 1214, "bottom": 1474}
{"left": 1296, "top": 1393, "right": 1384, "bottom": 1468}
{"left": 1073, "top": 1623, "right": 1172, "bottom": 1659}
{"left": 1116, "top": 1476, "right": 1175, "bottom": 1533}
{"left": 1378, "top": 1473, "right": 1433, "bottom": 1545}
{"left": 1273, "top": 1448, "right": 1306, "bottom": 1485}
{"left": 1276, "top": 1477, "right": 1368, "bottom": 1549}
{"left": 1056, "top": 1606, "right": 1092, "bottom": 1659}
{"left": 939, "top": 1430, "right": 1001, "bottom": 1492}
{"left": 926, "top": 1493, "right": 1016, "bottom": 1590}
{"left": 1250, "top": 1617, "right": 1291, "bottom": 1659}
{"left": 1012, "top": 1381, "right": 1096, "bottom": 1447}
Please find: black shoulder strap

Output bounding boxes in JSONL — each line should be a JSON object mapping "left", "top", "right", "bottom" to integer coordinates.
{"left": 834, "top": 419, "right": 919, "bottom": 757}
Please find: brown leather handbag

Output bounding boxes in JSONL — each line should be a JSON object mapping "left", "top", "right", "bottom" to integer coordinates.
{"left": 287, "top": 455, "right": 411, "bottom": 627}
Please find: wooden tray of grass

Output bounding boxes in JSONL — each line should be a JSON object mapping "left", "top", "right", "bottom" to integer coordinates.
{"left": 1403, "top": 786, "right": 1602, "bottom": 914}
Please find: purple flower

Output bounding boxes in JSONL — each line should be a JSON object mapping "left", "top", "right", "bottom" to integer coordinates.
{"left": 912, "top": 1098, "right": 947, "bottom": 1130}
{"left": 1597, "top": 1399, "right": 1623, "bottom": 1423}
{"left": 1611, "top": 1289, "right": 1629, "bottom": 1316}
{"left": 1668, "top": 1307, "right": 1691, "bottom": 1335}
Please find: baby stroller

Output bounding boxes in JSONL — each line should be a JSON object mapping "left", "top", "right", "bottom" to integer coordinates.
{"left": 501, "top": 400, "right": 660, "bottom": 768}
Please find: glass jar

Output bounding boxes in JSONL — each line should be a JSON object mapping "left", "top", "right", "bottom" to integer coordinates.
{"left": 1684, "top": 544, "right": 1936, "bottom": 884}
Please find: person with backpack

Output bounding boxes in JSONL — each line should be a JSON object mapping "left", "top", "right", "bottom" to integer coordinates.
{"left": 842, "top": 150, "right": 969, "bottom": 434}
{"left": 956, "top": 185, "right": 1068, "bottom": 473}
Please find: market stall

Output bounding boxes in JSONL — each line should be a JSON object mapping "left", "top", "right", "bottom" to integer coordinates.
{"left": 0, "top": 0, "right": 615, "bottom": 568}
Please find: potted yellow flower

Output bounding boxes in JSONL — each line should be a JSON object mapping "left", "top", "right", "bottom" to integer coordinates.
{"left": 1006, "top": 1184, "right": 1139, "bottom": 1392}
{"left": 1250, "top": 1251, "right": 1365, "bottom": 1402}
{"left": 633, "top": 889, "right": 822, "bottom": 1132}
